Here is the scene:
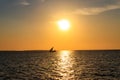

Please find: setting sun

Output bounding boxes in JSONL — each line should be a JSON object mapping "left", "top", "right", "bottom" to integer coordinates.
{"left": 57, "top": 19, "right": 70, "bottom": 31}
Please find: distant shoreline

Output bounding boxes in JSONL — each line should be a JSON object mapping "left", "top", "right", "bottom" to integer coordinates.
{"left": 0, "top": 49, "right": 120, "bottom": 52}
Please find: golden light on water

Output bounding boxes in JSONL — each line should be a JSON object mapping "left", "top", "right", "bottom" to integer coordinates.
{"left": 60, "top": 50, "right": 71, "bottom": 62}
{"left": 57, "top": 19, "right": 70, "bottom": 31}
{"left": 57, "top": 50, "right": 75, "bottom": 79}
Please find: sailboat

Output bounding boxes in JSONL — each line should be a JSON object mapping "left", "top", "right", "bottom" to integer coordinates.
{"left": 49, "top": 47, "right": 56, "bottom": 52}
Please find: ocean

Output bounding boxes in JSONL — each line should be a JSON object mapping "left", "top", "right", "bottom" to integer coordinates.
{"left": 0, "top": 50, "right": 120, "bottom": 80}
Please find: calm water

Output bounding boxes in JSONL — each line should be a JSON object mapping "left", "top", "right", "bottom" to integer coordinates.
{"left": 0, "top": 50, "right": 120, "bottom": 80}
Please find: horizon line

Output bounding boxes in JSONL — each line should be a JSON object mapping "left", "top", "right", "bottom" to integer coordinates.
{"left": 0, "top": 49, "right": 120, "bottom": 51}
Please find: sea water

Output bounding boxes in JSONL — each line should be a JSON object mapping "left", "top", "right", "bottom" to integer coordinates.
{"left": 0, "top": 50, "right": 120, "bottom": 80}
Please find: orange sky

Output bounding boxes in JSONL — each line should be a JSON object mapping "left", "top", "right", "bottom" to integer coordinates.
{"left": 0, "top": 0, "right": 120, "bottom": 50}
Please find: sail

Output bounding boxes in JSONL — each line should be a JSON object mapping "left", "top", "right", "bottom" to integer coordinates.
{"left": 49, "top": 47, "right": 54, "bottom": 52}
{"left": 49, "top": 47, "right": 56, "bottom": 52}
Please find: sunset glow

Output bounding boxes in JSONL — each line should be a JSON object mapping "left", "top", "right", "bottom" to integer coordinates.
{"left": 0, "top": 0, "right": 120, "bottom": 50}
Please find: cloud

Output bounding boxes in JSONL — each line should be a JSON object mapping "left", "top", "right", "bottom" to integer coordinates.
{"left": 73, "top": 1, "right": 120, "bottom": 15}
{"left": 20, "top": 1, "right": 30, "bottom": 6}
{"left": 18, "top": 0, "right": 45, "bottom": 6}
{"left": 41, "top": 0, "right": 45, "bottom": 2}
{"left": 19, "top": 0, "right": 30, "bottom": 6}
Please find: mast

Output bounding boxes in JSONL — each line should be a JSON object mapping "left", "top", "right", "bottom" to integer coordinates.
{"left": 49, "top": 47, "right": 56, "bottom": 52}
{"left": 49, "top": 47, "right": 54, "bottom": 52}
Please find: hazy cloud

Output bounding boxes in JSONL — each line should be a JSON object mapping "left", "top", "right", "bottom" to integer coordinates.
{"left": 73, "top": 1, "right": 120, "bottom": 15}
{"left": 17, "top": 0, "right": 46, "bottom": 6}
{"left": 17, "top": 0, "right": 30, "bottom": 6}
{"left": 41, "top": 0, "right": 45, "bottom": 2}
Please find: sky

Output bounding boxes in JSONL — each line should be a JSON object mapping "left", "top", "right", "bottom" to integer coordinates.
{"left": 0, "top": 0, "right": 120, "bottom": 50}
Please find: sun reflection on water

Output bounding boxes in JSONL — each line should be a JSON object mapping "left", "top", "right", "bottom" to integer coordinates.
{"left": 57, "top": 50, "right": 75, "bottom": 80}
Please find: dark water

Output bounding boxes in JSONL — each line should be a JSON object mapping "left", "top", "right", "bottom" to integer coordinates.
{"left": 0, "top": 50, "right": 120, "bottom": 80}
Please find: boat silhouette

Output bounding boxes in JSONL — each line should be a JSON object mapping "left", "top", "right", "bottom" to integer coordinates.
{"left": 49, "top": 47, "right": 56, "bottom": 52}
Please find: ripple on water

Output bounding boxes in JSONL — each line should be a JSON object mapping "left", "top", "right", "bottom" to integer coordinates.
{"left": 0, "top": 50, "right": 120, "bottom": 80}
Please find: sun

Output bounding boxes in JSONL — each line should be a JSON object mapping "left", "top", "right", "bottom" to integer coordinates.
{"left": 57, "top": 19, "right": 70, "bottom": 31}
